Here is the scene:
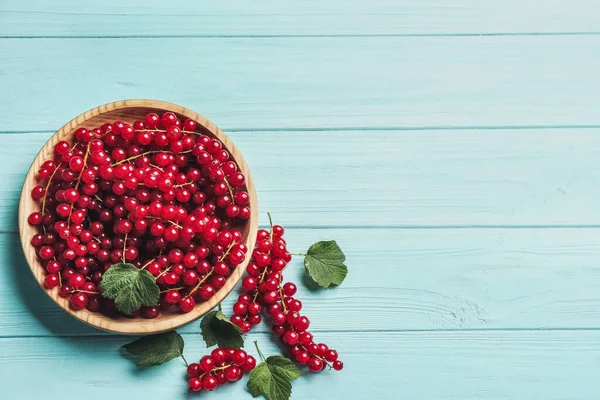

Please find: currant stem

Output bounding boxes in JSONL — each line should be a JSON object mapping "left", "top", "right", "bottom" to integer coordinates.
{"left": 254, "top": 341, "right": 266, "bottom": 362}
{"left": 224, "top": 178, "right": 235, "bottom": 199}
{"left": 74, "top": 141, "right": 92, "bottom": 191}
{"left": 160, "top": 287, "right": 183, "bottom": 293}
{"left": 267, "top": 212, "right": 274, "bottom": 242}
{"left": 181, "top": 354, "right": 189, "bottom": 367}
{"left": 140, "top": 257, "right": 157, "bottom": 270}
{"left": 218, "top": 241, "right": 236, "bottom": 263}
{"left": 41, "top": 160, "right": 63, "bottom": 216}
{"left": 252, "top": 265, "right": 271, "bottom": 302}
{"left": 72, "top": 290, "right": 100, "bottom": 295}
{"left": 287, "top": 252, "right": 306, "bottom": 257}
{"left": 185, "top": 270, "right": 213, "bottom": 298}
{"left": 156, "top": 266, "right": 172, "bottom": 279}
{"left": 122, "top": 233, "right": 128, "bottom": 263}
{"left": 278, "top": 286, "right": 288, "bottom": 313}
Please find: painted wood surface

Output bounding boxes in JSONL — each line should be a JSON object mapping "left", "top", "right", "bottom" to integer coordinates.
{"left": 2, "top": 36, "right": 600, "bottom": 131}
{"left": 1, "top": 0, "right": 599, "bottom": 399}
{"left": 2, "top": 0, "right": 600, "bottom": 36}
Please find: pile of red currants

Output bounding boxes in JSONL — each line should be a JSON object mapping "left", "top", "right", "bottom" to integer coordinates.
{"left": 27, "top": 111, "right": 251, "bottom": 317}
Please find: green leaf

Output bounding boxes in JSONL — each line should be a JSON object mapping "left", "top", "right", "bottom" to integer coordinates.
{"left": 122, "top": 331, "right": 184, "bottom": 367}
{"left": 247, "top": 356, "right": 301, "bottom": 400}
{"left": 304, "top": 240, "right": 348, "bottom": 288}
{"left": 100, "top": 263, "right": 159, "bottom": 315}
{"left": 200, "top": 310, "right": 244, "bottom": 349}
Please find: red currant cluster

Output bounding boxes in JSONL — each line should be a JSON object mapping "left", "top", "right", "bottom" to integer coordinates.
{"left": 187, "top": 348, "right": 256, "bottom": 392}
{"left": 27, "top": 112, "right": 251, "bottom": 317}
{"left": 230, "top": 221, "right": 343, "bottom": 372}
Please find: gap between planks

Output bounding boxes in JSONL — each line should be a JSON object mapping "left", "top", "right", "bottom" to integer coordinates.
{"left": 5, "top": 124, "right": 600, "bottom": 135}
{"left": 6, "top": 327, "right": 600, "bottom": 340}
{"left": 3, "top": 32, "right": 600, "bottom": 39}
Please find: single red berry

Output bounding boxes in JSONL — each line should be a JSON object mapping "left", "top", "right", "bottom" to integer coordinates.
{"left": 294, "top": 316, "right": 310, "bottom": 331}
{"left": 165, "top": 290, "right": 181, "bottom": 304}
{"left": 31, "top": 185, "right": 46, "bottom": 201}
{"left": 70, "top": 293, "right": 88, "bottom": 310}
{"left": 199, "top": 355, "right": 215, "bottom": 372}
{"left": 201, "top": 375, "right": 218, "bottom": 391}
{"left": 179, "top": 296, "right": 195, "bottom": 312}
{"left": 28, "top": 212, "right": 43, "bottom": 226}
{"left": 298, "top": 331, "right": 313, "bottom": 345}
{"left": 308, "top": 357, "right": 324, "bottom": 373}
{"left": 224, "top": 365, "right": 243, "bottom": 382}
{"left": 242, "top": 355, "right": 257, "bottom": 371}
{"left": 283, "top": 330, "right": 299, "bottom": 345}
{"left": 188, "top": 377, "right": 202, "bottom": 392}
{"left": 333, "top": 360, "right": 344, "bottom": 371}
{"left": 232, "top": 349, "right": 248, "bottom": 366}
{"left": 68, "top": 273, "right": 85, "bottom": 289}
{"left": 272, "top": 312, "right": 287, "bottom": 326}
{"left": 187, "top": 363, "right": 201, "bottom": 378}
{"left": 55, "top": 141, "right": 70, "bottom": 155}
{"left": 141, "top": 306, "right": 160, "bottom": 319}
{"left": 182, "top": 270, "right": 199, "bottom": 286}
{"left": 183, "top": 119, "right": 197, "bottom": 131}
{"left": 44, "top": 274, "right": 60, "bottom": 288}
{"left": 39, "top": 246, "right": 55, "bottom": 260}
{"left": 198, "top": 284, "right": 215, "bottom": 300}
{"left": 283, "top": 282, "right": 297, "bottom": 296}
{"left": 263, "top": 291, "right": 278, "bottom": 305}
{"left": 211, "top": 348, "right": 226, "bottom": 364}
{"left": 296, "top": 351, "right": 310, "bottom": 364}
{"left": 145, "top": 113, "right": 160, "bottom": 128}
{"left": 325, "top": 349, "right": 339, "bottom": 362}
{"left": 214, "top": 371, "right": 228, "bottom": 385}
{"left": 233, "top": 302, "right": 247, "bottom": 316}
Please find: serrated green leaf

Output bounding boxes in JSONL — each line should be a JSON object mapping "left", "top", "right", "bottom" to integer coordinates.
{"left": 304, "top": 240, "right": 348, "bottom": 288}
{"left": 200, "top": 310, "right": 244, "bottom": 349}
{"left": 122, "top": 331, "right": 184, "bottom": 367}
{"left": 100, "top": 263, "right": 159, "bottom": 315}
{"left": 247, "top": 356, "right": 301, "bottom": 400}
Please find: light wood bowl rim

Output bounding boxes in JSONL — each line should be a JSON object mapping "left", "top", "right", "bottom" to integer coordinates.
{"left": 18, "top": 99, "right": 258, "bottom": 335}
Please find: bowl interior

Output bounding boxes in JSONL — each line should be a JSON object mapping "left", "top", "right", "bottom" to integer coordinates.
{"left": 18, "top": 100, "right": 258, "bottom": 334}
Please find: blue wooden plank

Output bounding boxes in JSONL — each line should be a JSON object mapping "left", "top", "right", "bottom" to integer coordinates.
{"left": 1, "top": 331, "right": 599, "bottom": 399}
{"left": 4, "top": 129, "right": 600, "bottom": 230}
{"left": 4, "top": 227, "right": 600, "bottom": 338}
{"left": 2, "top": 0, "right": 600, "bottom": 36}
{"left": 1, "top": 36, "right": 600, "bottom": 131}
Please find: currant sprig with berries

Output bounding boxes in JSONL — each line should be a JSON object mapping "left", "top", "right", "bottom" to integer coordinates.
{"left": 230, "top": 214, "right": 345, "bottom": 373}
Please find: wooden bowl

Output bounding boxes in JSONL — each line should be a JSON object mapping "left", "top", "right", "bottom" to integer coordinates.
{"left": 18, "top": 99, "right": 258, "bottom": 335}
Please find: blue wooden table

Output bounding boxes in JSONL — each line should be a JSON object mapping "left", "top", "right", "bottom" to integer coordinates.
{"left": 2, "top": 1, "right": 600, "bottom": 398}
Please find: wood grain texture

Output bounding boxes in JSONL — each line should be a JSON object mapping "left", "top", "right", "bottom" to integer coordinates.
{"left": 2, "top": 129, "right": 600, "bottom": 230}
{"left": 1, "top": 331, "right": 600, "bottom": 399}
{"left": 1, "top": 36, "right": 600, "bottom": 131}
{"left": 4, "top": 228, "right": 600, "bottom": 338}
{"left": 18, "top": 100, "right": 258, "bottom": 334}
{"left": 1, "top": 0, "right": 600, "bottom": 36}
